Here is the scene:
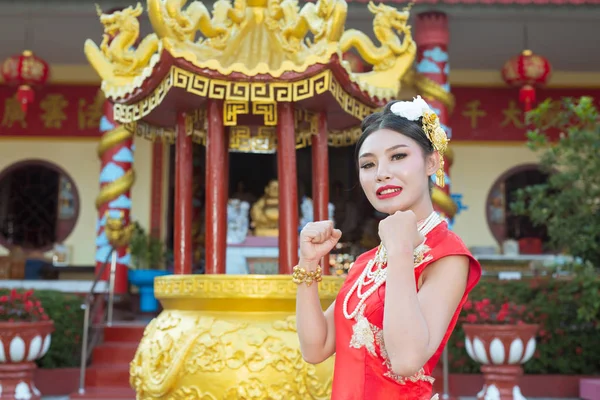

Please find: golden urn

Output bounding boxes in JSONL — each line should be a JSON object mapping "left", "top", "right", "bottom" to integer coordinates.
{"left": 129, "top": 274, "right": 342, "bottom": 399}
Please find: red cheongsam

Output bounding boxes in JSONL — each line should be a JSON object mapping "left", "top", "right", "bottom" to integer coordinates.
{"left": 331, "top": 221, "right": 481, "bottom": 400}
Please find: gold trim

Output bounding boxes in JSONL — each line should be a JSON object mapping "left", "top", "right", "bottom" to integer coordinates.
{"left": 97, "top": 125, "right": 133, "bottom": 157}
{"left": 95, "top": 169, "right": 136, "bottom": 209}
{"left": 95, "top": 123, "right": 136, "bottom": 210}
{"left": 223, "top": 101, "right": 249, "bottom": 126}
{"left": 253, "top": 102, "right": 278, "bottom": 126}
{"left": 154, "top": 274, "right": 343, "bottom": 300}
{"left": 112, "top": 67, "right": 375, "bottom": 125}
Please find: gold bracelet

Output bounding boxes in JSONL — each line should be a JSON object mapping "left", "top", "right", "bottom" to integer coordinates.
{"left": 292, "top": 265, "right": 323, "bottom": 287}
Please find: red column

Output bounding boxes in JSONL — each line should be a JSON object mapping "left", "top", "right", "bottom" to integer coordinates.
{"left": 150, "top": 142, "right": 164, "bottom": 239}
{"left": 277, "top": 102, "right": 298, "bottom": 274}
{"left": 415, "top": 12, "right": 451, "bottom": 197}
{"left": 205, "top": 99, "right": 228, "bottom": 274}
{"left": 95, "top": 101, "right": 133, "bottom": 294}
{"left": 312, "top": 111, "right": 330, "bottom": 274}
{"left": 174, "top": 111, "right": 193, "bottom": 274}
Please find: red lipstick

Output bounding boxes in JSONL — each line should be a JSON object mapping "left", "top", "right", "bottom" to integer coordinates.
{"left": 376, "top": 185, "right": 402, "bottom": 199}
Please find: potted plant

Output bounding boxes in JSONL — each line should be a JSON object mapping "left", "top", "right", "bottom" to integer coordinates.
{"left": 0, "top": 289, "right": 54, "bottom": 400}
{"left": 128, "top": 222, "right": 169, "bottom": 313}
{"left": 461, "top": 298, "right": 539, "bottom": 400}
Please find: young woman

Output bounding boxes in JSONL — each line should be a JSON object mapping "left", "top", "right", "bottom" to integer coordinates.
{"left": 293, "top": 97, "right": 482, "bottom": 399}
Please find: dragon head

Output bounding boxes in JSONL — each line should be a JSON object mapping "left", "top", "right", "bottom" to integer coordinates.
{"left": 97, "top": 3, "right": 143, "bottom": 35}
{"left": 367, "top": 1, "right": 410, "bottom": 31}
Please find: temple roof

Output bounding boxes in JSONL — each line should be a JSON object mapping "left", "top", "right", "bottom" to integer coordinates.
{"left": 345, "top": 0, "right": 600, "bottom": 4}
{"left": 84, "top": 0, "right": 419, "bottom": 125}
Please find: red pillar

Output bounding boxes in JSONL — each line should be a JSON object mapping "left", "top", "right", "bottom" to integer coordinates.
{"left": 312, "top": 111, "right": 330, "bottom": 274}
{"left": 277, "top": 102, "right": 298, "bottom": 274}
{"left": 174, "top": 111, "right": 193, "bottom": 274}
{"left": 205, "top": 99, "right": 228, "bottom": 274}
{"left": 415, "top": 12, "right": 451, "bottom": 196}
{"left": 95, "top": 101, "right": 133, "bottom": 294}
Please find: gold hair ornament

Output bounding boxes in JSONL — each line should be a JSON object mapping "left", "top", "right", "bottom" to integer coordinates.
{"left": 390, "top": 96, "right": 449, "bottom": 187}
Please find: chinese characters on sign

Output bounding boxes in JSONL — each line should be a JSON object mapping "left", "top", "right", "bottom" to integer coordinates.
{"left": 0, "top": 85, "right": 104, "bottom": 137}
{"left": 449, "top": 87, "right": 600, "bottom": 141}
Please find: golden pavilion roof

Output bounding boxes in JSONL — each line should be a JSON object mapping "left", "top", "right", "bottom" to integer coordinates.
{"left": 84, "top": 0, "right": 423, "bottom": 127}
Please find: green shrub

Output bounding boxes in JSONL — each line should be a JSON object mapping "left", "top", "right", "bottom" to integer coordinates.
{"left": 0, "top": 289, "right": 84, "bottom": 368}
{"left": 511, "top": 97, "right": 600, "bottom": 267}
{"left": 448, "top": 277, "right": 600, "bottom": 374}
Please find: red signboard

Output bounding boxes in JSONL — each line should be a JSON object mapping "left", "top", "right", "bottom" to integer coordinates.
{"left": 449, "top": 87, "right": 600, "bottom": 142}
{"left": 1, "top": 84, "right": 598, "bottom": 141}
{"left": 0, "top": 85, "right": 103, "bottom": 138}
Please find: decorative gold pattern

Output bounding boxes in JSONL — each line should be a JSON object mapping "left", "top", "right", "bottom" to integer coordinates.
{"left": 223, "top": 101, "right": 249, "bottom": 126}
{"left": 96, "top": 124, "right": 136, "bottom": 209}
{"left": 253, "top": 102, "right": 278, "bottom": 126}
{"left": 349, "top": 305, "right": 435, "bottom": 386}
{"left": 130, "top": 275, "right": 341, "bottom": 399}
{"left": 87, "top": 0, "right": 417, "bottom": 104}
{"left": 124, "top": 121, "right": 177, "bottom": 143}
{"left": 154, "top": 274, "right": 343, "bottom": 299}
{"left": 413, "top": 243, "right": 432, "bottom": 267}
{"left": 111, "top": 66, "right": 375, "bottom": 125}
{"left": 421, "top": 110, "right": 449, "bottom": 187}
{"left": 84, "top": 4, "right": 162, "bottom": 98}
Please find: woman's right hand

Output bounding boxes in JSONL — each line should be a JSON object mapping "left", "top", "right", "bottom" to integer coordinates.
{"left": 299, "top": 221, "right": 342, "bottom": 266}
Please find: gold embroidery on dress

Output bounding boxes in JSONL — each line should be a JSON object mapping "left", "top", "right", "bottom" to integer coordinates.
{"left": 349, "top": 305, "right": 377, "bottom": 356}
{"left": 349, "top": 305, "right": 435, "bottom": 385}
{"left": 413, "top": 243, "right": 432, "bottom": 267}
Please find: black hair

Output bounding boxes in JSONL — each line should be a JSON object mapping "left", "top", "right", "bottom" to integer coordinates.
{"left": 354, "top": 100, "right": 435, "bottom": 187}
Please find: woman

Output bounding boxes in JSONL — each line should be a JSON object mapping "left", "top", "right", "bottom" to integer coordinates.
{"left": 293, "top": 97, "right": 482, "bottom": 399}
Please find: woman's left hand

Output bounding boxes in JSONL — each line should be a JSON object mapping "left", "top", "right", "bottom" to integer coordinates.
{"left": 378, "top": 210, "right": 423, "bottom": 252}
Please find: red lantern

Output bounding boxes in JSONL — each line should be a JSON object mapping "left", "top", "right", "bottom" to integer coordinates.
{"left": 1, "top": 50, "right": 50, "bottom": 113}
{"left": 501, "top": 49, "right": 551, "bottom": 112}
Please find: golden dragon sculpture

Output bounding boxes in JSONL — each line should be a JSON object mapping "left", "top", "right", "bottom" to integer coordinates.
{"left": 339, "top": 1, "right": 416, "bottom": 99}
{"left": 84, "top": 3, "right": 160, "bottom": 81}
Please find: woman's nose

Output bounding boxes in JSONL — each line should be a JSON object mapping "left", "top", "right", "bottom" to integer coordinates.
{"left": 376, "top": 164, "right": 392, "bottom": 182}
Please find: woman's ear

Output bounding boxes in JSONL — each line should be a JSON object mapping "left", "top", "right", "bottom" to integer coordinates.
{"left": 426, "top": 151, "right": 441, "bottom": 177}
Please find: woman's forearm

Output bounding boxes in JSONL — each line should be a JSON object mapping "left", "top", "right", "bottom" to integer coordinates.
{"left": 383, "top": 250, "right": 429, "bottom": 376}
{"left": 295, "top": 259, "right": 331, "bottom": 364}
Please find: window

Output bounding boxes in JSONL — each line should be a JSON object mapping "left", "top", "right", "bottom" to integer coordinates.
{"left": 486, "top": 164, "right": 550, "bottom": 253}
{"left": 0, "top": 160, "right": 80, "bottom": 251}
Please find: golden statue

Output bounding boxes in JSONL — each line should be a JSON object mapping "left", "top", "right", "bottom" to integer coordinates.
{"left": 104, "top": 211, "right": 134, "bottom": 248}
{"left": 250, "top": 180, "right": 280, "bottom": 236}
{"left": 84, "top": 3, "right": 160, "bottom": 82}
{"left": 339, "top": 1, "right": 416, "bottom": 100}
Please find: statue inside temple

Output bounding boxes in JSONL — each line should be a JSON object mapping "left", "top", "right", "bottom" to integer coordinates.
{"left": 227, "top": 199, "right": 250, "bottom": 244}
{"left": 250, "top": 180, "right": 279, "bottom": 236}
{"left": 299, "top": 196, "right": 335, "bottom": 230}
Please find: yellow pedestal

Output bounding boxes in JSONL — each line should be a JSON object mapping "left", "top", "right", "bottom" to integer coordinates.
{"left": 129, "top": 274, "right": 343, "bottom": 399}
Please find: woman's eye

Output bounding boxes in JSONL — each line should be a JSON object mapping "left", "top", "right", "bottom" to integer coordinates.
{"left": 360, "top": 162, "right": 374, "bottom": 169}
{"left": 391, "top": 153, "right": 407, "bottom": 161}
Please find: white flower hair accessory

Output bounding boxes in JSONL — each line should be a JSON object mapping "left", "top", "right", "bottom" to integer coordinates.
{"left": 389, "top": 96, "right": 449, "bottom": 187}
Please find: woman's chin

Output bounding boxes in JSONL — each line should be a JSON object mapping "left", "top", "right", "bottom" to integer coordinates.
{"left": 374, "top": 201, "right": 407, "bottom": 216}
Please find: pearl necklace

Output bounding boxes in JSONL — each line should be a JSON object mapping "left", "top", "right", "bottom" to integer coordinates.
{"left": 342, "top": 211, "right": 443, "bottom": 320}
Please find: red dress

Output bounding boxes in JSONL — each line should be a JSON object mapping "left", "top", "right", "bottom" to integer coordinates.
{"left": 331, "top": 221, "right": 481, "bottom": 400}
